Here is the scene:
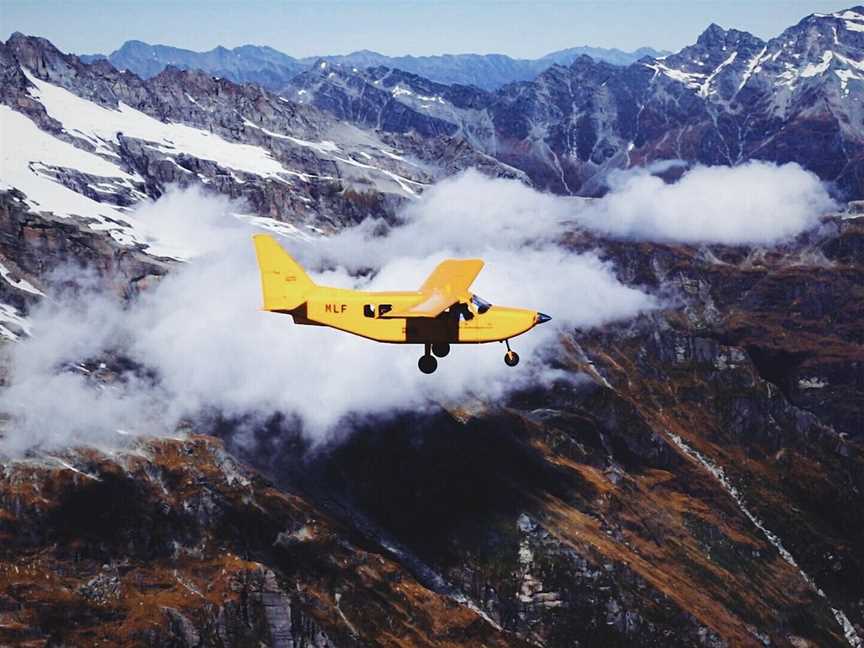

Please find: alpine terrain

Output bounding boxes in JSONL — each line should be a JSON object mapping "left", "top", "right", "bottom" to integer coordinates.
{"left": 0, "top": 5, "right": 863, "bottom": 648}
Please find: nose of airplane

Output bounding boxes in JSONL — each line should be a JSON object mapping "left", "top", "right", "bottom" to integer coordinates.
{"left": 536, "top": 312, "right": 552, "bottom": 324}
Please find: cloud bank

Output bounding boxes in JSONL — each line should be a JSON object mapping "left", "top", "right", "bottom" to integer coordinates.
{"left": 0, "top": 174, "right": 654, "bottom": 455}
{"left": 0, "top": 161, "right": 836, "bottom": 455}
{"left": 578, "top": 161, "right": 836, "bottom": 244}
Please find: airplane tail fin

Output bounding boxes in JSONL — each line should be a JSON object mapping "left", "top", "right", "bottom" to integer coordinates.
{"left": 252, "top": 234, "right": 315, "bottom": 311}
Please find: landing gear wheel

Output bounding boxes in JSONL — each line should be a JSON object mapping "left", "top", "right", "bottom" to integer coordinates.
{"left": 504, "top": 350, "right": 520, "bottom": 367}
{"left": 419, "top": 354, "right": 438, "bottom": 374}
{"left": 431, "top": 342, "right": 450, "bottom": 358}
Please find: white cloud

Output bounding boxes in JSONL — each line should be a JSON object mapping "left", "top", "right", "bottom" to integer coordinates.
{"left": 131, "top": 185, "right": 246, "bottom": 260}
{"left": 3, "top": 161, "right": 832, "bottom": 455}
{"left": 0, "top": 171, "right": 655, "bottom": 455}
{"left": 578, "top": 161, "right": 836, "bottom": 244}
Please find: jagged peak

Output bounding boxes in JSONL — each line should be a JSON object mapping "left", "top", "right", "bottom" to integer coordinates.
{"left": 115, "top": 39, "right": 155, "bottom": 52}
{"left": 692, "top": 22, "right": 764, "bottom": 54}
{"left": 4, "top": 32, "right": 68, "bottom": 59}
{"left": 233, "top": 43, "right": 289, "bottom": 56}
{"left": 345, "top": 48, "right": 385, "bottom": 57}
{"left": 697, "top": 23, "right": 728, "bottom": 46}
{"left": 567, "top": 54, "right": 620, "bottom": 73}
{"left": 6, "top": 32, "right": 53, "bottom": 47}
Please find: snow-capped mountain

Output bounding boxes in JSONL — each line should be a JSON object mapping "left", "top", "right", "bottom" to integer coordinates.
{"left": 284, "top": 7, "right": 864, "bottom": 198}
{"left": 642, "top": 7, "right": 864, "bottom": 190}
{"left": 0, "top": 32, "right": 527, "bottom": 257}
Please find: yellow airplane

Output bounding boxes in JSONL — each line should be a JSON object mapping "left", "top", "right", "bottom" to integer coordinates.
{"left": 252, "top": 234, "right": 551, "bottom": 373}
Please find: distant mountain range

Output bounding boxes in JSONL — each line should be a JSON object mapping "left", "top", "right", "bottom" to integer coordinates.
{"left": 79, "top": 41, "right": 670, "bottom": 91}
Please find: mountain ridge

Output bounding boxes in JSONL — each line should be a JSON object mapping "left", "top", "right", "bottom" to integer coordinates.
{"left": 78, "top": 39, "right": 671, "bottom": 91}
{"left": 282, "top": 8, "right": 864, "bottom": 198}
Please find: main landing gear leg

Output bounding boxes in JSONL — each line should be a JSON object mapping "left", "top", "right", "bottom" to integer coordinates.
{"left": 419, "top": 343, "right": 438, "bottom": 374}
{"left": 503, "top": 339, "right": 520, "bottom": 367}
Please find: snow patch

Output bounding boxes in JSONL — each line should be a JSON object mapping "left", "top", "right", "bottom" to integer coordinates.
{"left": 643, "top": 61, "right": 707, "bottom": 89}
{"left": 285, "top": 135, "right": 341, "bottom": 154}
{"left": 332, "top": 153, "right": 425, "bottom": 196}
{"left": 798, "top": 377, "right": 828, "bottom": 390}
{"left": 24, "top": 69, "right": 290, "bottom": 181}
{"left": 233, "top": 213, "right": 316, "bottom": 241}
{"left": 0, "top": 262, "right": 44, "bottom": 296}
{"left": 699, "top": 51, "right": 737, "bottom": 98}
{"left": 801, "top": 51, "right": 834, "bottom": 78}
{"left": 0, "top": 105, "right": 139, "bottom": 245}
{"left": 835, "top": 69, "right": 861, "bottom": 95}
{"left": 0, "top": 303, "right": 30, "bottom": 341}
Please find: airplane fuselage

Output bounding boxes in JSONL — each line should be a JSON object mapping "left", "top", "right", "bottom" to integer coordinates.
{"left": 253, "top": 234, "right": 550, "bottom": 371}
{"left": 287, "top": 287, "right": 541, "bottom": 344}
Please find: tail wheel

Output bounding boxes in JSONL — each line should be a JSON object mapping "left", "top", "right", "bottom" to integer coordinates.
{"left": 418, "top": 354, "right": 438, "bottom": 374}
{"left": 504, "top": 350, "right": 520, "bottom": 367}
{"left": 431, "top": 342, "right": 450, "bottom": 358}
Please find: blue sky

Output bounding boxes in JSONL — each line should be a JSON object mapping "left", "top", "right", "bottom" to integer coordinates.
{"left": 1, "top": 0, "right": 855, "bottom": 58}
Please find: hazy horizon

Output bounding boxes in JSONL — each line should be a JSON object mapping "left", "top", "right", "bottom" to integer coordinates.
{"left": 0, "top": 0, "right": 855, "bottom": 60}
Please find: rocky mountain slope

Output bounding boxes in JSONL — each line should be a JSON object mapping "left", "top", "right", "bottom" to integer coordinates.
{"left": 285, "top": 7, "right": 864, "bottom": 199}
{"left": 0, "top": 191, "right": 862, "bottom": 645}
{"left": 81, "top": 41, "right": 669, "bottom": 91}
{"left": 0, "top": 8, "right": 863, "bottom": 648}
{"left": 1, "top": 32, "right": 522, "bottom": 250}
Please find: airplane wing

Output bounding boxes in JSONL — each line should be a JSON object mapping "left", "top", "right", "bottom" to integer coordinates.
{"left": 383, "top": 259, "right": 484, "bottom": 318}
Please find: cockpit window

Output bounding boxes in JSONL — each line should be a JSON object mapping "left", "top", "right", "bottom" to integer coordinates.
{"left": 364, "top": 304, "right": 375, "bottom": 318}
{"left": 471, "top": 294, "right": 491, "bottom": 314}
{"left": 378, "top": 304, "right": 392, "bottom": 317}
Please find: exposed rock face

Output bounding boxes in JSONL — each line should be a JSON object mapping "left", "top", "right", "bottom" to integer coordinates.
{"left": 0, "top": 436, "right": 531, "bottom": 647}
{"left": 3, "top": 205, "right": 860, "bottom": 646}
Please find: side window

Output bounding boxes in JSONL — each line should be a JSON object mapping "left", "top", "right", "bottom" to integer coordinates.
{"left": 378, "top": 304, "right": 392, "bottom": 317}
{"left": 364, "top": 304, "right": 375, "bottom": 318}
{"left": 471, "top": 294, "right": 491, "bottom": 314}
{"left": 456, "top": 303, "right": 474, "bottom": 321}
